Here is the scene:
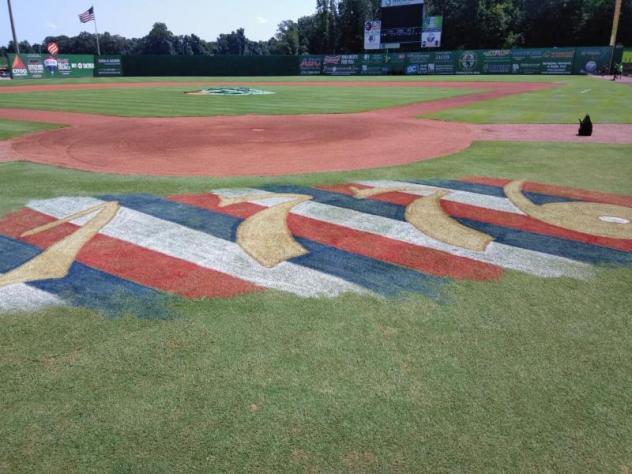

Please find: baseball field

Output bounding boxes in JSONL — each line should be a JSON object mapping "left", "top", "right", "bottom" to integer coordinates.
{"left": 1, "top": 75, "right": 631, "bottom": 472}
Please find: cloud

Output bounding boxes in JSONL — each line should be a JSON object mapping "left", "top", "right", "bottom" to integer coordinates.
{"left": 46, "top": 21, "right": 59, "bottom": 29}
{"left": 255, "top": 16, "right": 268, "bottom": 24}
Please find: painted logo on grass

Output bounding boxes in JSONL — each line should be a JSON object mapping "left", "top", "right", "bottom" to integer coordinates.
{"left": 185, "top": 87, "right": 275, "bottom": 96}
{"left": 0, "top": 177, "right": 631, "bottom": 316}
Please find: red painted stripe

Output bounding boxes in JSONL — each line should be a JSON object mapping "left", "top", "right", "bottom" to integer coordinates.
{"left": 318, "top": 184, "right": 632, "bottom": 252}
{"left": 0, "top": 208, "right": 263, "bottom": 298}
{"left": 169, "top": 193, "right": 503, "bottom": 281}
{"left": 460, "top": 176, "right": 632, "bottom": 208}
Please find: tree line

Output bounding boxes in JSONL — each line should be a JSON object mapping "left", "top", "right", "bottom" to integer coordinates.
{"left": 2, "top": 0, "right": 630, "bottom": 57}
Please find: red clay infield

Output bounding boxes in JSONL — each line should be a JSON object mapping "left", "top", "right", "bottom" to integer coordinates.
{"left": 1, "top": 80, "right": 629, "bottom": 177}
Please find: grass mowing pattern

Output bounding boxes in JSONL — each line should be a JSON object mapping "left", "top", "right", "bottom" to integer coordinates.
{"left": 0, "top": 86, "right": 477, "bottom": 117}
{"left": 0, "top": 119, "right": 63, "bottom": 140}
{"left": 1, "top": 141, "right": 631, "bottom": 468}
{"left": 426, "top": 76, "right": 632, "bottom": 124}
{"left": 0, "top": 74, "right": 571, "bottom": 87}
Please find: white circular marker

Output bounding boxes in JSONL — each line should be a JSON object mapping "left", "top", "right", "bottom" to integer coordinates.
{"left": 599, "top": 216, "right": 630, "bottom": 225}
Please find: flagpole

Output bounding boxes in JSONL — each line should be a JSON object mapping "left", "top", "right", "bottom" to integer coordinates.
{"left": 93, "top": 10, "right": 101, "bottom": 56}
{"left": 7, "top": 0, "right": 20, "bottom": 54}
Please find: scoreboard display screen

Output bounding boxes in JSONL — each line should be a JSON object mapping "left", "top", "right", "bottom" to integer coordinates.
{"left": 380, "top": 0, "right": 424, "bottom": 47}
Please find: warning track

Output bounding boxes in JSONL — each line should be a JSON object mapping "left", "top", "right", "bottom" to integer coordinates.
{"left": 1, "top": 80, "right": 629, "bottom": 177}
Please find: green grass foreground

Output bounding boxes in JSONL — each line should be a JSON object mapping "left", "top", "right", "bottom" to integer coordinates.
{"left": 1, "top": 142, "right": 631, "bottom": 471}
{"left": 0, "top": 85, "right": 476, "bottom": 117}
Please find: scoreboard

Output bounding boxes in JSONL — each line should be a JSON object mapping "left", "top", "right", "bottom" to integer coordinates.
{"left": 380, "top": 0, "right": 424, "bottom": 47}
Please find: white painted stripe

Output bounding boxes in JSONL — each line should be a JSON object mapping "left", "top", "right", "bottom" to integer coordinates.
{"left": 211, "top": 188, "right": 593, "bottom": 279}
{"left": 580, "top": 89, "right": 592, "bottom": 94}
{"left": 26, "top": 197, "right": 370, "bottom": 298}
{"left": 0, "top": 284, "right": 66, "bottom": 313}
{"left": 353, "top": 180, "right": 526, "bottom": 214}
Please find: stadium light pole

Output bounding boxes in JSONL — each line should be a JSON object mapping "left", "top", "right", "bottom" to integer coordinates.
{"left": 610, "top": 0, "right": 622, "bottom": 47}
{"left": 7, "top": 0, "right": 20, "bottom": 54}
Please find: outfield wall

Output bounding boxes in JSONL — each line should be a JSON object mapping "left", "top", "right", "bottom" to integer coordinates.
{"left": 121, "top": 55, "right": 299, "bottom": 76}
{"left": 1, "top": 46, "right": 626, "bottom": 79}
{"left": 302, "top": 46, "right": 616, "bottom": 76}
{"left": 6, "top": 53, "right": 122, "bottom": 79}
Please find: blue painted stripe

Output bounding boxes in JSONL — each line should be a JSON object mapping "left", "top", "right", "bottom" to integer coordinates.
{"left": 410, "top": 179, "right": 575, "bottom": 205}
{"left": 101, "top": 193, "right": 241, "bottom": 242}
{"left": 294, "top": 238, "right": 446, "bottom": 298}
{"left": 103, "top": 194, "right": 445, "bottom": 298}
{"left": 455, "top": 218, "right": 632, "bottom": 267}
{"left": 263, "top": 185, "right": 407, "bottom": 220}
{"left": 0, "top": 235, "right": 172, "bottom": 319}
{"left": 258, "top": 187, "right": 631, "bottom": 268}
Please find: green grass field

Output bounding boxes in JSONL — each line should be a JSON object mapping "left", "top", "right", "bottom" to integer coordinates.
{"left": 0, "top": 119, "right": 63, "bottom": 140}
{"left": 2, "top": 75, "right": 630, "bottom": 123}
{"left": 0, "top": 85, "right": 477, "bottom": 117}
{"left": 1, "top": 75, "right": 631, "bottom": 472}
{"left": 425, "top": 76, "right": 632, "bottom": 123}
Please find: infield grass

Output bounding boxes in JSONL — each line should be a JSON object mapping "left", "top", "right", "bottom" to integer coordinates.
{"left": 0, "top": 85, "right": 477, "bottom": 117}
{"left": 1, "top": 142, "right": 631, "bottom": 471}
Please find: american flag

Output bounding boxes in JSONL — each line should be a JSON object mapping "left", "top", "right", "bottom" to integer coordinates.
{"left": 78, "top": 7, "right": 95, "bottom": 23}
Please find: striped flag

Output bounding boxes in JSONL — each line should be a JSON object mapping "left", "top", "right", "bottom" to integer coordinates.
{"left": 79, "top": 7, "right": 95, "bottom": 23}
{"left": 47, "top": 42, "right": 59, "bottom": 55}
{"left": 0, "top": 178, "right": 630, "bottom": 317}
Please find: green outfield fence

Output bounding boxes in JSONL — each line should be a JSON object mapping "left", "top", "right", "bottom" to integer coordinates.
{"left": 1, "top": 46, "right": 628, "bottom": 79}
{"left": 121, "top": 55, "right": 299, "bottom": 76}
{"left": 303, "top": 46, "right": 622, "bottom": 76}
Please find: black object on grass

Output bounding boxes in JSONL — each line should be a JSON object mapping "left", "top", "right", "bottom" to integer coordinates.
{"left": 578, "top": 115, "right": 593, "bottom": 137}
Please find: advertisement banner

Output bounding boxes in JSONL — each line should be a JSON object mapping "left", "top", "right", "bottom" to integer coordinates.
{"left": 359, "top": 54, "right": 387, "bottom": 74}
{"left": 405, "top": 52, "right": 434, "bottom": 74}
{"left": 623, "top": 49, "right": 632, "bottom": 64}
{"left": 511, "top": 48, "right": 546, "bottom": 74}
{"left": 299, "top": 55, "right": 323, "bottom": 75}
{"left": 456, "top": 50, "right": 483, "bottom": 75}
{"left": 8, "top": 54, "right": 95, "bottom": 79}
{"left": 432, "top": 51, "right": 457, "bottom": 74}
{"left": 95, "top": 55, "right": 123, "bottom": 76}
{"left": 572, "top": 46, "right": 612, "bottom": 75}
{"left": 381, "top": 0, "right": 423, "bottom": 6}
{"left": 322, "top": 55, "right": 360, "bottom": 75}
{"left": 541, "top": 48, "right": 575, "bottom": 74}
{"left": 421, "top": 16, "right": 442, "bottom": 48}
{"left": 481, "top": 49, "right": 513, "bottom": 74}
{"left": 364, "top": 21, "right": 382, "bottom": 50}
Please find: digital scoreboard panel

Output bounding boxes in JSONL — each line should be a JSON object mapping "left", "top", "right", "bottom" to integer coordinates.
{"left": 380, "top": 0, "right": 424, "bottom": 47}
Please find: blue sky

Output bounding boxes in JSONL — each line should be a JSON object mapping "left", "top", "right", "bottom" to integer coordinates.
{"left": 1, "top": 0, "right": 316, "bottom": 46}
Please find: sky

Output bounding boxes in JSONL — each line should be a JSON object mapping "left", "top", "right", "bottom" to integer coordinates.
{"left": 1, "top": 0, "right": 317, "bottom": 46}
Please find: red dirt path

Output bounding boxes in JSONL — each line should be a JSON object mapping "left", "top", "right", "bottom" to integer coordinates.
{"left": 2, "top": 80, "right": 627, "bottom": 177}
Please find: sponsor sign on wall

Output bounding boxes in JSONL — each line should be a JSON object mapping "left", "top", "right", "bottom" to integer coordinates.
{"left": 95, "top": 55, "right": 123, "bottom": 77}
{"left": 299, "top": 55, "right": 323, "bottom": 75}
{"left": 421, "top": 16, "right": 442, "bottom": 48}
{"left": 541, "top": 48, "right": 575, "bottom": 74}
{"left": 364, "top": 21, "right": 382, "bottom": 50}
{"left": 572, "top": 46, "right": 613, "bottom": 75}
{"left": 8, "top": 54, "right": 95, "bottom": 79}
{"left": 481, "top": 49, "right": 512, "bottom": 74}
{"left": 381, "top": 0, "right": 423, "bottom": 6}
{"left": 322, "top": 55, "right": 361, "bottom": 75}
